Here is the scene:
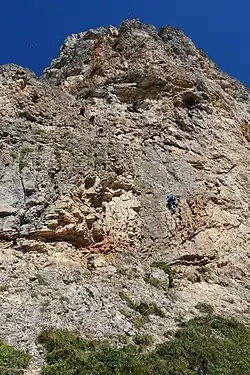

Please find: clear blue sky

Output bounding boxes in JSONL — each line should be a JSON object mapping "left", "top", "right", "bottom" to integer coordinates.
{"left": 1, "top": 0, "right": 250, "bottom": 86}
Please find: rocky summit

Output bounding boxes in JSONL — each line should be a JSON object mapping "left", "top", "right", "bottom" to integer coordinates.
{"left": 1, "top": 19, "right": 250, "bottom": 373}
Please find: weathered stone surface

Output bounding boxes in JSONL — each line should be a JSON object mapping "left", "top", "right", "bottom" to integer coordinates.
{"left": 1, "top": 19, "right": 250, "bottom": 373}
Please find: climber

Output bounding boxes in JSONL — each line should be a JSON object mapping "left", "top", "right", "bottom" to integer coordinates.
{"left": 89, "top": 115, "right": 95, "bottom": 125}
{"left": 167, "top": 193, "right": 177, "bottom": 214}
{"left": 79, "top": 105, "right": 86, "bottom": 116}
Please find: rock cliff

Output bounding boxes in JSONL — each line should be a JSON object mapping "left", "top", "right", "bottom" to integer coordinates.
{"left": 1, "top": 19, "right": 250, "bottom": 373}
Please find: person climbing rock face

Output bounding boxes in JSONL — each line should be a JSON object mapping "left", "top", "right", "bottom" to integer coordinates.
{"left": 167, "top": 193, "right": 177, "bottom": 214}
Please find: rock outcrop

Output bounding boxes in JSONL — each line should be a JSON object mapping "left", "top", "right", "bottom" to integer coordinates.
{"left": 1, "top": 19, "right": 250, "bottom": 373}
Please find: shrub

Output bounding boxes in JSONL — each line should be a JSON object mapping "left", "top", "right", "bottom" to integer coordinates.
{"left": 33, "top": 129, "right": 46, "bottom": 135}
{"left": 119, "top": 292, "right": 165, "bottom": 317}
{"left": 39, "top": 314, "right": 250, "bottom": 375}
{"left": 132, "top": 316, "right": 150, "bottom": 329}
{"left": 20, "top": 147, "right": 34, "bottom": 154}
{"left": 0, "top": 340, "right": 30, "bottom": 374}
{"left": 0, "top": 285, "right": 8, "bottom": 293}
{"left": 133, "top": 335, "right": 153, "bottom": 347}
{"left": 195, "top": 302, "right": 214, "bottom": 314}
{"left": 144, "top": 276, "right": 161, "bottom": 288}
{"left": 151, "top": 262, "right": 172, "bottom": 275}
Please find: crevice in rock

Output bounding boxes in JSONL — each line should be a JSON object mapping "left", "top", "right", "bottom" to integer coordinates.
{"left": 170, "top": 254, "right": 216, "bottom": 267}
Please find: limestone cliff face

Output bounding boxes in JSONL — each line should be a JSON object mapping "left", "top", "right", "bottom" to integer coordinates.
{"left": 1, "top": 19, "right": 250, "bottom": 372}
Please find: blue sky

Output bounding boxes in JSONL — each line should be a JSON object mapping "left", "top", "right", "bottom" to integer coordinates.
{"left": 1, "top": 0, "right": 250, "bottom": 86}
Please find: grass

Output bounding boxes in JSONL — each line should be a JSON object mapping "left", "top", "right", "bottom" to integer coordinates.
{"left": 144, "top": 275, "right": 162, "bottom": 288}
{"left": 38, "top": 313, "right": 250, "bottom": 375}
{"left": 132, "top": 315, "right": 150, "bottom": 329}
{"left": 0, "top": 285, "right": 8, "bottom": 293}
{"left": 117, "top": 336, "right": 129, "bottom": 345}
{"left": 20, "top": 147, "right": 34, "bottom": 155}
{"left": 133, "top": 335, "right": 153, "bottom": 347}
{"left": 195, "top": 302, "right": 214, "bottom": 315}
{"left": 119, "top": 308, "right": 133, "bottom": 320}
{"left": 36, "top": 274, "right": 48, "bottom": 286}
{"left": 0, "top": 339, "right": 30, "bottom": 374}
{"left": 33, "top": 129, "right": 46, "bottom": 135}
{"left": 119, "top": 292, "right": 132, "bottom": 306}
{"left": 144, "top": 275, "right": 170, "bottom": 291}
{"left": 119, "top": 292, "right": 165, "bottom": 318}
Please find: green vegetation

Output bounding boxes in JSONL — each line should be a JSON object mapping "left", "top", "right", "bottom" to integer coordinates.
{"left": 119, "top": 291, "right": 133, "bottom": 306}
{"left": 151, "top": 261, "right": 174, "bottom": 288}
{"left": 33, "top": 129, "right": 46, "bottom": 135}
{"left": 38, "top": 314, "right": 250, "bottom": 375}
{"left": 117, "top": 335, "right": 129, "bottom": 345}
{"left": 144, "top": 275, "right": 162, "bottom": 288}
{"left": 144, "top": 274, "right": 170, "bottom": 290}
{"left": 119, "top": 308, "right": 133, "bottom": 320}
{"left": 119, "top": 292, "right": 165, "bottom": 317}
{"left": 36, "top": 273, "right": 48, "bottom": 286}
{"left": 132, "top": 315, "right": 150, "bottom": 329}
{"left": 20, "top": 147, "right": 34, "bottom": 155}
{"left": 133, "top": 334, "right": 153, "bottom": 347}
{"left": 195, "top": 302, "right": 214, "bottom": 314}
{"left": 0, "top": 285, "right": 8, "bottom": 293}
{"left": 0, "top": 339, "right": 30, "bottom": 374}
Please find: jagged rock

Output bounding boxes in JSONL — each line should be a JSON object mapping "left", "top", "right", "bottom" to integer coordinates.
{"left": 1, "top": 19, "right": 250, "bottom": 372}
{"left": 93, "top": 255, "right": 108, "bottom": 268}
{"left": 150, "top": 267, "right": 169, "bottom": 283}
